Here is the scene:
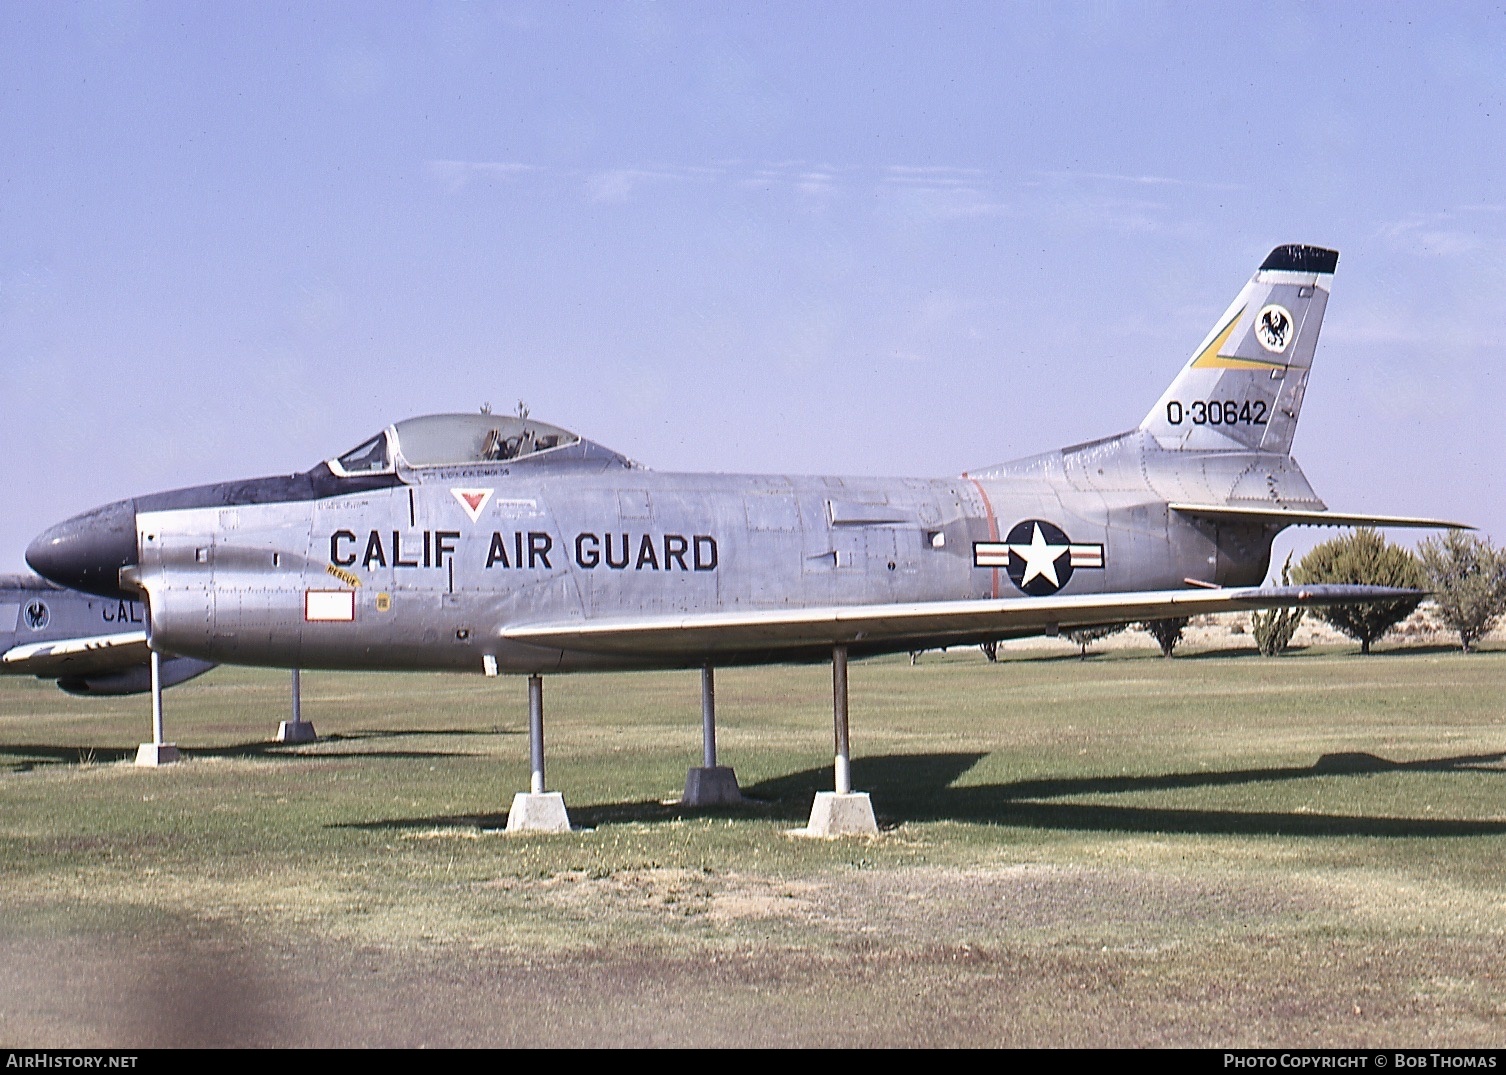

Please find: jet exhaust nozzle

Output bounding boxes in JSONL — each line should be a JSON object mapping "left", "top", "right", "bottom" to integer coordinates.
{"left": 26, "top": 499, "right": 139, "bottom": 600}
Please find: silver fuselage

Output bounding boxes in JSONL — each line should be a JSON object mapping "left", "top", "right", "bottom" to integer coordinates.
{"left": 133, "top": 431, "right": 1309, "bottom": 673}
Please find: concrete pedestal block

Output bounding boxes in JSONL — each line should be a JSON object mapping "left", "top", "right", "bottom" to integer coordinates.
{"left": 682, "top": 766, "right": 744, "bottom": 806}
{"left": 505, "top": 791, "right": 572, "bottom": 833}
{"left": 275, "top": 720, "right": 318, "bottom": 744}
{"left": 134, "top": 743, "right": 181, "bottom": 767}
{"left": 797, "top": 791, "right": 878, "bottom": 837}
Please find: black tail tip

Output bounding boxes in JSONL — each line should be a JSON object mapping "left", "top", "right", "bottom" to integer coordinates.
{"left": 1261, "top": 245, "right": 1339, "bottom": 274}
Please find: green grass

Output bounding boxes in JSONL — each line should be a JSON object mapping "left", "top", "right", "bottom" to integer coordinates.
{"left": 2, "top": 644, "right": 1504, "bottom": 1046}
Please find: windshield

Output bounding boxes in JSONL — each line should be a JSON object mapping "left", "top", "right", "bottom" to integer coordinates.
{"left": 332, "top": 432, "right": 392, "bottom": 475}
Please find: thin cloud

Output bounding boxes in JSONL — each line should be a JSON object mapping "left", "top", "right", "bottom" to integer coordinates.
{"left": 1037, "top": 169, "right": 1245, "bottom": 192}
{"left": 880, "top": 165, "right": 1008, "bottom": 219}
{"left": 794, "top": 168, "right": 839, "bottom": 197}
{"left": 1378, "top": 207, "right": 1505, "bottom": 258}
{"left": 426, "top": 159, "right": 536, "bottom": 193}
{"left": 736, "top": 160, "right": 845, "bottom": 198}
{"left": 426, "top": 157, "right": 1013, "bottom": 213}
{"left": 428, "top": 159, "right": 725, "bottom": 202}
{"left": 1033, "top": 191, "right": 1171, "bottom": 235}
{"left": 1324, "top": 306, "right": 1496, "bottom": 349}
{"left": 586, "top": 167, "right": 710, "bottom": 203}
{"left": 882, "top": 165, "right": 988, "bottom": 187}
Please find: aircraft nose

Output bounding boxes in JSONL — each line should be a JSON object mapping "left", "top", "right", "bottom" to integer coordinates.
{"left": 26, "top": 498, "right": 139, "bottom": 599}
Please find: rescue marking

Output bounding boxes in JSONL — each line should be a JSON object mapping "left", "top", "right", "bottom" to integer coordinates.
{"left": 326, "top": 563, "right": 362, "bottom": 588}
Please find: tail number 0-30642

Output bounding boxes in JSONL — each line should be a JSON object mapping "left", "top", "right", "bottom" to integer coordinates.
{"left": 1165, "top": 399, "right": 1268, "bottom": 427}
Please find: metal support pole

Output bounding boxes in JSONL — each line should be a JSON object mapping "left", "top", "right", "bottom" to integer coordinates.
{"left": 528, "top": 674, "right": 545, "bottom": 795}
{"left": 274, "top": 666, "right": 317, "bottom": 743}
{"left": 136, "top": 642, "right": 179, "bottom": 766}
{"left": 701, "top": 664, "right": 717, "bottom": 769}
{"left": 832, "top": 644, "right": 851, "bottom": 796}
{"left": 800, "top": 643, "right": 875, "bottom": 836}
{"left": 150, "top": 650, "right": 166, "bottom": 746}
{"left": 506, "top": 672, "right": 569, "bottom": 832}
{"left": 682, "top": 663, "right": 741, "bottom": 808}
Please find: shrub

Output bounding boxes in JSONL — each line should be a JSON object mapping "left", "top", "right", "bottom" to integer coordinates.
{"left": 1417, "top": 531, "right": 1506, "bottom": 652}
{"left": 1252, "top": 552, "right": 1304, "bottom": 656}
{"left": 1139, "top": 617, "right": 1189, "bottom": 658}
{"left": 1064, "top": 623, "right": 1126, "bottom": 658}
{"left": 1292, "top": 529, "right": 1424, "bottom": 654}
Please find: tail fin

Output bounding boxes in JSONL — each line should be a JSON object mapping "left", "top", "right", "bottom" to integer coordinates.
{"left": 1140, "top": 244, "right": 1337, "bottom": 454}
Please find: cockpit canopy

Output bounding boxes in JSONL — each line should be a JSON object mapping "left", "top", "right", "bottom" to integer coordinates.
{"left": 328, "top": 414, "right": 584, "bottom": 476}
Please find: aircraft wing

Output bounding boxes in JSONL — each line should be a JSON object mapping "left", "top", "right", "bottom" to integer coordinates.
{"left": 503, "top": 584, "right": 1417, "bottom": 659}
{"left": 1, "top": 630, "right": 150, "bottom": 678}
{"left": 1169, "top": 503, "right": 1470, "bottom": 530}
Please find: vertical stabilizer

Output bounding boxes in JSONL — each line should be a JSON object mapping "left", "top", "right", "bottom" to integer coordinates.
{"left": 1140, "top": 245, "right": 1337, "bottom": 454}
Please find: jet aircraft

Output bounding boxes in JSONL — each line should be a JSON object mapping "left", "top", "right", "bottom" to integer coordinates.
{"left": 0, "top": 573, "right": 214, "bottom": 696}
{"left": 24, "top": 244, "right": 1460, "bottom": 830}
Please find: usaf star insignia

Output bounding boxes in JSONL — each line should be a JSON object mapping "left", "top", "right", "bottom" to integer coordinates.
{"left": 973, "top": 519, "right": 1105, "bottom": 596}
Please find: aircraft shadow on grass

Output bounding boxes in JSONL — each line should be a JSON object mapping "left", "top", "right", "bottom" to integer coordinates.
{"left": 320, "top": 728, "right": 521, "bottom": 741}
{"left": 342, "top": 748, "right": 1506, "bottom": 838}
{"left": 0, "top": 732, "right": 496, "bottom": 772}
{"left": 2, "top": 744, "right": 139, "bottom": 771}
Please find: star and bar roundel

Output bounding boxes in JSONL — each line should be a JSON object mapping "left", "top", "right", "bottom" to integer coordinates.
{"left": 974, "top": 520, "right": 1105, "bottom": 596}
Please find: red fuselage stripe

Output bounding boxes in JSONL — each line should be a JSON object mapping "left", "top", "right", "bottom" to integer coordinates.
{"left": 964, "top": 475, "right": 1000, "bottom": 599}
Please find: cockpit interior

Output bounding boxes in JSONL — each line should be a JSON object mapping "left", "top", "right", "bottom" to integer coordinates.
{"left": 328, "top": 414, "right": 584, "bottom": 477}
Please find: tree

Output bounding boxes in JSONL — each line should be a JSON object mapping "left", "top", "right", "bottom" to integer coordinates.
{"left": 1417, "top": 531, "right": 1506, "bottom": 652}
{"left": 1251, "top": 552, "right": 1304, "bottom": 656}
{"left": 1292, "top": 529, "right": 1424, "bottom": 654}
{"left": 1063, "top": 623, "right": 1126, "bottom": 658}
{"left": 1139, "top": 617, "right": 1189, "bottom": 658}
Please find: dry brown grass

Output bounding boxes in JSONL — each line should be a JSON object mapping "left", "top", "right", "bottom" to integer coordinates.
{"left": 1, "top": 646, "right": 1504, "bottom": 1046}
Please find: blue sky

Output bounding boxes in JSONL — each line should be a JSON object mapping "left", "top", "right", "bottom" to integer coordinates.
{"left": 3, "top": 2, "right": 1503, "bottom": 572}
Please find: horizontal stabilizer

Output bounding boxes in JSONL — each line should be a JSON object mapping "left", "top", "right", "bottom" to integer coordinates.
{"left": 1170, "top": 503, "right": 1470, "bottom": 530}
{"left": 503, "top": 584, "right": 1421, "bottom": 660}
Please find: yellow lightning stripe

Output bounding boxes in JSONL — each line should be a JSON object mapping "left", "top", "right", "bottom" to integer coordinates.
{"left": 1188, "top": 305, "right": 1287, "bottom": 370}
